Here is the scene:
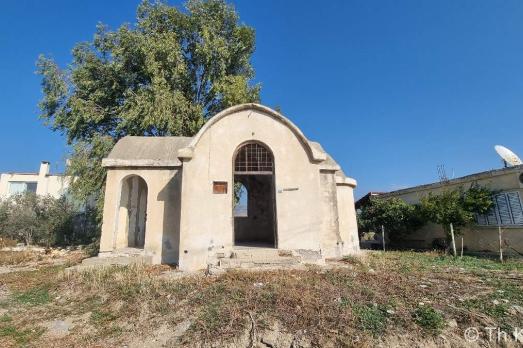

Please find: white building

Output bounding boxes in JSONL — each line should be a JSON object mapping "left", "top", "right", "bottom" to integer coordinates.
{"left": 0, "top": 161, "right": 70, "bottom": 200}
{"left": 96, "top": 104, "right": 360, "bottom": 271}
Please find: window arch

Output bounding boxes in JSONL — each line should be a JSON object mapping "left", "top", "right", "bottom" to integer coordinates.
{"left": 234, "top": 142, "right": 274, "bottom": 174}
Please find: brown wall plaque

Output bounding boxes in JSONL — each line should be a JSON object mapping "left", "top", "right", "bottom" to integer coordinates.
{"left": 213, "top": 181, "right": 228, "bottom": 194}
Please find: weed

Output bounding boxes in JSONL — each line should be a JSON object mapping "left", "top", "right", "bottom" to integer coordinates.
{"left": 412, "top": 305, "right": 445, "bottom": 334}
{"left": 353, "top": 304, "right": 388, "bottom": 334}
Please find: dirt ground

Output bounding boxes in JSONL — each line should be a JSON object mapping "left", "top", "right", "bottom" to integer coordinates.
{"left": 0, "top": 249, "right": 522, "bottom": 347}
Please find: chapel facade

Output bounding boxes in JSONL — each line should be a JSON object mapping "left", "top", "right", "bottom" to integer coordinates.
{"left": 99, "top": 104, "right": 359, "bottom": 271}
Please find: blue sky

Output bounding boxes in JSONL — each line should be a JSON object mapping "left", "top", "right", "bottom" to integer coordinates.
{"left": 1, "top": 0, "right": 523, "bottom": 198}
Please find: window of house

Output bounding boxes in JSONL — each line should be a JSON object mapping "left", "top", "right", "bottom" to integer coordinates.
{"left": 8, "top": 181, "right": 38, "bottom": 195}
{"left": 476, "top": 191, "right": 523, "bottom": 226}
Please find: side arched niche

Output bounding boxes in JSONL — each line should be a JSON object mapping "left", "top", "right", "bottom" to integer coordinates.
{"left": 116, "top": 175, "right": 148, "bottom": 249}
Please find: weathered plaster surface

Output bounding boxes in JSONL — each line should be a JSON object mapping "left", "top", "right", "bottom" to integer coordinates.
{"left": 99, "top": 104, "right": 360, "bottom": 271}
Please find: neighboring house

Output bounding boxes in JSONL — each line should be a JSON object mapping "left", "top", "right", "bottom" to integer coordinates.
{"left": 97, "top": 104, "right": 360, "bottom": 271}
{"left": 0, "top": 161, "right": 71, "bottom": 200}
{"left": 373, "top": 165, "right": 523, "bottom": 255}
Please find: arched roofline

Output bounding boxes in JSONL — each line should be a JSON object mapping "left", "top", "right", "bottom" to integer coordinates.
{"left": 177, "top": 103, "right": 327, "bottom": 162}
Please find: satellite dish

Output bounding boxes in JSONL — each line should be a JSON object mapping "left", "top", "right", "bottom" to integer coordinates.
{"left": 495, "top": 145, "right": 523, "bottom": 167}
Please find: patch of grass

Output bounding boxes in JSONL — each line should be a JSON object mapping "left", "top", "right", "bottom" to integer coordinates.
{"left": 90, "top": 310, "right": 117, "bottom": 325}
{"left": 463, "top": 278, "right": 522, "bottom": 319}
{"left": 341, "top": 255, "right": 363, "bottom": 265}
{"left": 1, "top": 251, "right": 520, "bottom": 347}
{"left": 0, "top": 325, "right": 45, "bottom": 345}
{"left": 353, "top": 304, "right": 389, "bottom": 334}
{"left": 0, "top": 238, "right": 17, "bottom": 248}
{"left": 324, "top": 269, "right": 354, "bottom": 288}
{"left": 338, "top": 297, "right": 351, "bottom": 308}
{"left": 371, "top": 251, "right": 523, "bottom": 273}
{"left": 412, "top": 305, "right": 445, "bottom": 334}
{"left": 0, "top": 314, "right": 12, "bottom": 323}
{"left": 0, "top": 251, "right": 42, "bottom": 266}
{"left": 191, "top": 280, "right": 248, "bottom": 338}
{"left": 12, "top": 287, "right": 50, "bottom": 306}
{"left": 198, "top": 301, "right": 223, "bottom": 332}
{"left": 100, "top": 324, "right": 124, "bottom": 338}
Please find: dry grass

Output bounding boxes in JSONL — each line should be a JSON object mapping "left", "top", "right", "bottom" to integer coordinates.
{"left": 0, "top": 238, "right": 17, "bottom": 248}
{"left": 0, "top": 251, "right": 522, "bottom": 347}
{"left": 0, "top": 249, "right": 85, "bottom": 267}
{"left": 0, "top": 251, "right": 45, "bottom": 266}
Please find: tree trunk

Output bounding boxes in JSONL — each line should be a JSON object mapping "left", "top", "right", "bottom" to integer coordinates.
{"left": 449, "top": 223, "right": 457, "bottom": 257}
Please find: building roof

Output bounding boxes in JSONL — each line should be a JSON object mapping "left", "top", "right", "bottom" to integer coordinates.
{"left": 355, "top": 192, "right": 385, "bottom": 209}
{"left": 102, "top": 136, "right": 192, "bottom": 168}
{"left": 383, "top": 164, "right": 523, "bottom": 197}
{"left": 100, "top": 104, "right": 355, "bottom": 187}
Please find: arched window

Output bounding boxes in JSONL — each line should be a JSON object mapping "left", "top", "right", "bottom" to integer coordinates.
{"left": 234, "top": 143, "right": 274, "bottom": 174}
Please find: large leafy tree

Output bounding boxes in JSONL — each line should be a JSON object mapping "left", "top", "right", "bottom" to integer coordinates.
{"left": 37, "top": 0, "right": 260, "bottom": 215}
{"left": 420, "top": 185, "right": 495, "bottom": 238}
{"left": 358, "top": 197, "right": 424, "bottom": 244}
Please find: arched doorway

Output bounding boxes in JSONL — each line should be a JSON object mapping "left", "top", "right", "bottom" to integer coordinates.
{"left": 118, "top": 175, "right": 148, "bottom": 248}
{"left": 233, "top": 142, "right": 277, "bottom": 247}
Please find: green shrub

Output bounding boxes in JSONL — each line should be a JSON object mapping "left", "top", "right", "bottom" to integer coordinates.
{"left": 353, "top": 304, "right": 389, "bottom": 334}
{"left": 412, "top": 305, "right": 445, "bottom": 334}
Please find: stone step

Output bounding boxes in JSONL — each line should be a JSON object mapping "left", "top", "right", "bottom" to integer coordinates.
{"left": 98, "top": 248, "right": 145, "bottom": 258}
{"left": 231, "top": 248, "right": 290, "bottom": 260}
{"left": 219, "top": 255, "right": 300, "bottom": 269}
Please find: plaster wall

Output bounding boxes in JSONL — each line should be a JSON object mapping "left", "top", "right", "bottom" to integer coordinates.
{"left": 177, "top": 109, "right": 325, "bottom": 270}
{"left": 336, "top": 184, "right": 360, "bottom": 254}
{"left": 319, "top": 171, "right": 341, "bottom": 257}
{"left": 99, "top": 167, "right": 182, "bottom": 264}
